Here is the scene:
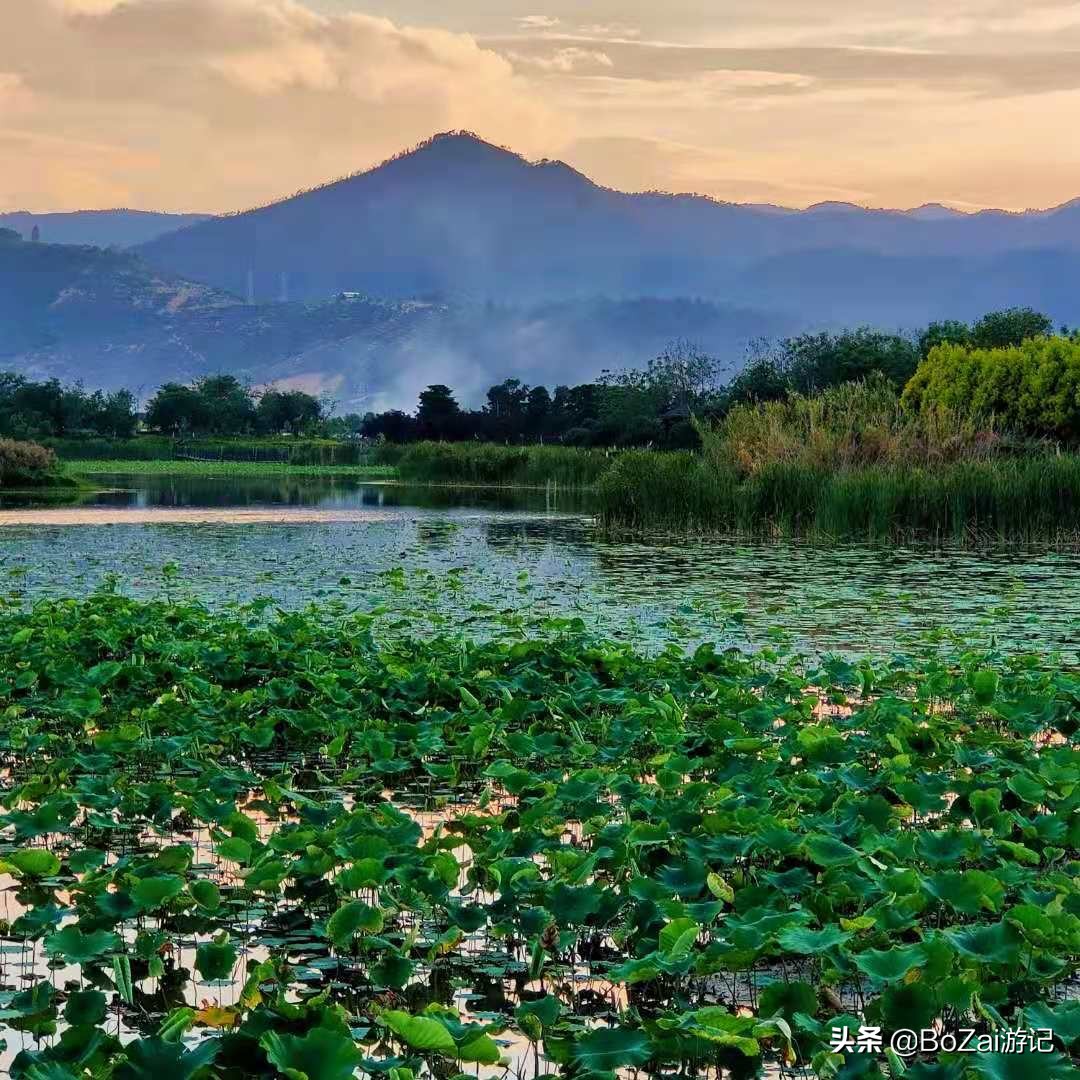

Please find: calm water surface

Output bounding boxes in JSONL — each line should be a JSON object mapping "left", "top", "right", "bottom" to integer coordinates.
{"left": 1, "top": 472, "right": 1078, "bottom": 656}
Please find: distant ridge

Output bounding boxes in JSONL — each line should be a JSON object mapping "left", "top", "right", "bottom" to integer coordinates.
{"left": 136, "top": 130, "right": 1080, "bottom": 309}
{"left": 0, "top": 209, "right": 211, "bottom": 248}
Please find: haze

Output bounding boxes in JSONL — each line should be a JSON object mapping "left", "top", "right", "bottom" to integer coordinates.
{"left": 6, "top": 0, "right": 1080, "bottom": 214}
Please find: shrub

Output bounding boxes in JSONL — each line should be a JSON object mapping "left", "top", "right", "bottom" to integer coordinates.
{"left": 903, "top": 336, "right": 1080, "bottom": 440}
{"left": 0, "top": 437, "right": 58, "bottom": 487}
{"left": 702, "top": 375, "right": 990, "bottom": 477}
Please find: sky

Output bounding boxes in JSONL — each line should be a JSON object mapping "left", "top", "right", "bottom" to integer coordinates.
{"left": 4, "top": 0, "right": 1080, "bottom": 213}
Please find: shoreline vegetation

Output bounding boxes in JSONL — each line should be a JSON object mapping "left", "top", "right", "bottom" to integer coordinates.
{"left": 0, "top": 594, "right": 1075, "bottom": 1077}
{"left": 63, "top": 457, "right": 397, "bottom": 479}
{"left": 10, "top": 309, "right": 1080, "bottom": 541}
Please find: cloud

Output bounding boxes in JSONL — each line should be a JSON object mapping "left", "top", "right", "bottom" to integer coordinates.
{"left": 492, "top": 35, "right": 1080, "bottom": 99}
{"left": 6, "top": 0, "right": 1080, "bottom": 212}
{"left": 576, "top": 24, "right": 642, "bottom": 39}
{"left": 0, "top": 0, "right": 563, "bottom": 211}
{"left": 507, "top": 46, "right": 615, "bottom": 73}
{"left": 518, "top": 15, "right": 561, "bottom": 30}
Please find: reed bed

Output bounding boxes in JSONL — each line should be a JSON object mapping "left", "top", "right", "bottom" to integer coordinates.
{"left": 599, "top": 449, "right": 1080, "bottom": 541}
{"left": 599, "top": 379, "right": 1080, "bottom": 541}
{"left": 392, "top": 440, "right": 614, "bottom": 488}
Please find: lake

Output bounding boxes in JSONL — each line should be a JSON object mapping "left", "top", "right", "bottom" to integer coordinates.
{"left": 1, "top": 472, "right": 1078, "bottom": 657}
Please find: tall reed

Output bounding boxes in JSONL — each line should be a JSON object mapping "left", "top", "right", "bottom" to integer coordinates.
{"left": 393, "top": 441, "right": 614, "bottom": 488}
{"left": 600, "top": 378, "right": 1080, "bottom": 541}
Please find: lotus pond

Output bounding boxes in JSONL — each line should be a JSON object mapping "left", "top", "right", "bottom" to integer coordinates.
{"left": 2, "top": 474, "right": 1080, "bottom": 657}
{"left": 0, "top": 592, "right": 1077, "bottom": 1079}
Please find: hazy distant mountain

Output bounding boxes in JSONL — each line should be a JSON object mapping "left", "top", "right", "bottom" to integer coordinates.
{"left": 10, "top": 132, "right": 1080, "bottom": 405}
{"left": 0, "top": 209, "right": 211, "bottom": 249}
{"left": 137, "top": 132, "right": 1080, "bottom": 314}
{"left": 0, "top": 231, "right": 785, "bottom": 408}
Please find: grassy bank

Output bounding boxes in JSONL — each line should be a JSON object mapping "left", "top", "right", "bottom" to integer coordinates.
{"left": 64, "top": 457, "right": 397, "bottom": 478}
{"left": 599, "top": 379, "right": 1080, "bottom": 541}
{"left": 392, "top": 440, "right": 614, "bottom": 487}
{"left": 0, "top": 593, "right": 1075, "bottom": 1077}
{"left": 48, "top": 435, "right": 375, "bottom": 465}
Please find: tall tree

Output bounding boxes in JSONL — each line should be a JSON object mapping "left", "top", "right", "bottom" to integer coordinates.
{"left": 417, "top": 384, "right": 462, "bottom": 440}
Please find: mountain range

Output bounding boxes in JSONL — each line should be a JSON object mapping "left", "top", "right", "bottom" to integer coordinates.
{"left": 5, "top": 130, "right": 1080, "bottom": 407}
{"left": 0, "top": 230, "right": 784, "bottom": 411}
{"left": 135, "top": 132, "right": 1080, "bottom": 318}
{"left": 0, "top": 210, "right": 210, "bottom": 248}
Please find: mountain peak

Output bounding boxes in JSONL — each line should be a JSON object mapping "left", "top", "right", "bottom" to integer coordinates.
{"left": 906, "top": 203, "right": 966, "bottom": 221}
{"left": 804, "top": 201, "right": 865, "bottom": 215}
{"left": 392, "top": 130, "right": 523, "bottom": 167}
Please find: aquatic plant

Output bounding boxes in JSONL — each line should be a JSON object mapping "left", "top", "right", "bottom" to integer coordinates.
{"left": 599, "top": 447, "right": 1080, "bottom": 541}
{"left": 0, "top": 595, "right": 1075, "bottom": 1077}
{"left": 394, "top": 441, "right": 613, "bottom": 488}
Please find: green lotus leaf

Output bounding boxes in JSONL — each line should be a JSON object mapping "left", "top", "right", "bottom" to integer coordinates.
{"left": 758, "top": 980, "right": 817, "bottom": 1022}
{"left": 946, "top": 921, "right": 1024, "bottom": 965}
{"left": 927, "top": 870, "right": 1005, "bottom": 915}
{"left": 516, "top": 994, "right": 562, "bottom": 1030}
{"left": 572, "top": 1027, "right": 653, "bottom": 1070}
{"left": 777, "top": 925, "right": 851, "bottom": 954}
{"left": 876, "top": 981, "right": 937, "bottom": 1033}
{"left": 457, "top": 1032, "right": 501, "bottom": 1064}
{"left": 0, "top": 980, "right": 57, "bottom": 1037}
{"left": 380, "top": 1011, "right": 456, "bottom": 1054}
{"left": 261, "top": 1027, "right": 364, "bottom": 1080}
{"left": 852, "top": 944, "right": 926, "bottom": 981}
{"left": 659, "top": 917, "right": 699, "bottom": 958}
{"left": 970, "top": 1050, "right": 1075, "bottom": 1080}
{"left": 971, "top": 669, "right": 998, "bottom": 705}
{"left": 195, "top": 935, "right": 237, "bottom": 982}
{"left": 1006, "top": 773, "right": 1046, "bottom": 806}
{"left": 132, "top": 874, "right": 184, "bottom": 911}
{"left": 1021, "top": 999, "right": 1080, "bottom": 1047}
{"left": 803, "top": 835, "right": 861, "bottom": 867}
{"left": 326, "top": 900, "right": 384, "bottom": 948}
{"left": 189, "top": 879, "right": 221, "bottom": 911}
{"left": 113, "top": 1036, "right": 219, "bottom": 1080}
{"left": 372, "top": 953, "right": 413, "bottom": 990}
{"left": 215, "top": 837, "right": 252, "bottom": 864}
{"left": 5, "top": 848, "right": 61, "bottom": 878}
{"left": 44, "top": 926, "right": 121, "bottom": 965}
{"left": 62, "top": 989, "right": 107, "bottom": 1027}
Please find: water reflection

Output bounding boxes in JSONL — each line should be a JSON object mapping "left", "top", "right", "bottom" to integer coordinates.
{"left": 0, "top": 475, "right": 594, "bottom": 515}
{"left": 1, "top": 473, "right": 1078, "bottom": 658}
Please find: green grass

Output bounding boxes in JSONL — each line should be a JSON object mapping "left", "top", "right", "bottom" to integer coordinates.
{"left": 63, "top": 458, "right": 398, "bottom": 478}
{"left": 48, "top": 436, "right": 376, "bottom": 465}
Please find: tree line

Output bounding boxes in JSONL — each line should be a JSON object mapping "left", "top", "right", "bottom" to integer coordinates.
{"left": 0, "top": 373, "right": 336, "bottom": 441}
{"left": 360, "top": 307, "right": 1063, "bottom": 447}
{"left": 0, "top": 306, "right": 1067, "bottom": 446}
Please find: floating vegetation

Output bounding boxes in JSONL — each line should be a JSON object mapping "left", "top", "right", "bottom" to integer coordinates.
{"left": 0, "top": 595, "right": 1076, "bottom": 1077}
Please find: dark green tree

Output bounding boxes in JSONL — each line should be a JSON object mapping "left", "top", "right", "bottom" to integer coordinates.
{"left": 257, "top": 390, "right": 323, "bottom": 435}
{"left": 416, "top": 384, "right": 462, "bottom": 440}
{"left": 145, "top": 383, "right": 208, "bottom": 435}
{"left": 194, "top": 375, "right": 256, "bottom": 435}
{"left": 969, "top": 307, "right": 1053, "bottom": 349}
